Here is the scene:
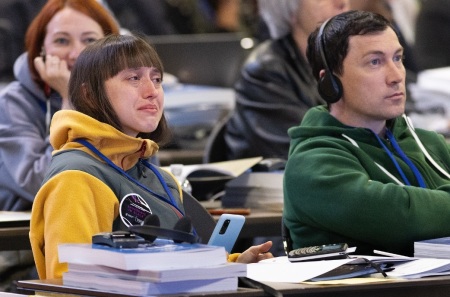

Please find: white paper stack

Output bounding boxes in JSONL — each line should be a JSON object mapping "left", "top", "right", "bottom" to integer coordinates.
{"left": 414, "top": 236, "right": 450, "bottom": 259}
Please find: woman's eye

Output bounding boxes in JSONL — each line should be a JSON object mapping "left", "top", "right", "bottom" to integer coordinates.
{"left": 54, "top": 38, "right": 69, "bottom": 45}
{"left": 84, "top": 37, "right": 98, "bottom": 45}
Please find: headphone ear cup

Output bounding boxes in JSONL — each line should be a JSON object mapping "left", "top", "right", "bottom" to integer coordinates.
{"left": 173, "top": 216, "right": 193, "bottom": 243}
{"left": 143, "top": 214, "right": 160, "bottom": 227}
{"left": 318, "top": 71, "right": 343, "bottom": 104}
{"left": 136, "top": 214, "right": 161, "bottom": 243}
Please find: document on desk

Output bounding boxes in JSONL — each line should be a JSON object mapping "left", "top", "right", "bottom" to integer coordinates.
{"left": 162, "top": 157, "right": 263, "bottom": 181}
{"left": 385, "top": 258, "right": 450, "bottom": 279}
{"left": 247, "top": 256, "right": 355, "bottom": 283}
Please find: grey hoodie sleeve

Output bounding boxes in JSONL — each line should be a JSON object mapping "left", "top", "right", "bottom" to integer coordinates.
{"left": 0, "top": 81, "right": 52, "bottom": 210}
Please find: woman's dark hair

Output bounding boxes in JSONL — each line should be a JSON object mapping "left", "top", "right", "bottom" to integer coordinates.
{"left": 307, "top": 10, "right": 397, "bottom": 81}
{"left": 68, "top": 34, "right": 171, "bottom": 145}
{"left": 25, "top": 0, "right": 120, "bottom": 90}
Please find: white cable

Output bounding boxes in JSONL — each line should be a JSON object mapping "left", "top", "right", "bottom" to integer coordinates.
{"left": 343, "top": 133, "right": 405, "bottom": 186}
{"left": 374, "top": 162, "right": 405, "bottom": 186}
{"left": 403, "top": 114, "right": 450, "bottom": 179}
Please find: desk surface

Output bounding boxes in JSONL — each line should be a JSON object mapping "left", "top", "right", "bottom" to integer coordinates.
{"left": 0, "top": 211, "right": 31, "bottom": 251}
{"left": 18, "top": 275, "right": 450, "bottom": 297}
{"left": 0, "top": 211, "right": 31, "bottom": 227}
{"left": 17, "top": 279, "right": 263, "bottom": 297}
{"left": 0, "top": 210, "right": 281, "bottom": 251}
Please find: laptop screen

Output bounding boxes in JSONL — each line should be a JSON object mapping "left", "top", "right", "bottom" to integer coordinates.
{"left": 147, "top": 33, "right": 255, "bottom": 88}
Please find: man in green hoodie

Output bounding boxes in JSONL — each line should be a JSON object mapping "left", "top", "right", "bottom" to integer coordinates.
{"left": 284, "top": 10, "right": 450, "bottom": 257}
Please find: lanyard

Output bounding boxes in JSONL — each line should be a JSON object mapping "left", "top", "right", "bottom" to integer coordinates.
{"left": 374, "top": 130, "right": 426, "bottom": 188}
{"left": 75, "top": 138, "right": 185, "bottom": 217}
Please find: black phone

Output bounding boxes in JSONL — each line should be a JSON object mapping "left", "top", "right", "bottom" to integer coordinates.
{"left": 92, "top": 231, "right": 141, "bottom": 249}
{"left": 288, "top": 243, "right": 348, "bottom": 262}
{"left": 40, "top": 47, "right": 46, "bottom": 62}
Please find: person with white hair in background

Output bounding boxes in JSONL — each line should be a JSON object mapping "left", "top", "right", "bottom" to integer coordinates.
{"left": 224, "top": 0, "right": 350, "bottom": 161}
{"left": 223, "top": 0, "right": 349, "bottom": 256}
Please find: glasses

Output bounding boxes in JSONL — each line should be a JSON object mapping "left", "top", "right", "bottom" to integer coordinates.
{"left": 347, "top": 257, "right": 391, "bottom": 277}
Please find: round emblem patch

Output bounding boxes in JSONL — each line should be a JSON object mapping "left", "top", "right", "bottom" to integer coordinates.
{"left": 119, "top": 193, "right": 152, "bottom": 227}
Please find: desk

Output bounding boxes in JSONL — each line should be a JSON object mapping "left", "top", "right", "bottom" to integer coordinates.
{"left": 17, "top": 279, "right": 263, "bottom": 297}
{"left": 0, "top": 211, "right": 31, "bottom": 251}
{"left": 224, "top": 210, "right": 281, "bottom": 239}
{"left": 17, "top": 275, "right": 450, "bottom": 297}
{"left": 0, "top": 210, "right": 281, "bottom": 251}
{"left": 258, "top": 277, "right": 450, "bottom": 297}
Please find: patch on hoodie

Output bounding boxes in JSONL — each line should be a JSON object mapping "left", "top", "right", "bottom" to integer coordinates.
{"left": 119, "top": 193, "right": 152, "bottom": 226}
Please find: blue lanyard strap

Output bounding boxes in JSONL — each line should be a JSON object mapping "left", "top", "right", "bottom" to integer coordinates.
{"left": 374, "top": 130, "right": 426, "bottom": 188}
{"left": 75, "top": 138, "right": 185, "bottom": 216}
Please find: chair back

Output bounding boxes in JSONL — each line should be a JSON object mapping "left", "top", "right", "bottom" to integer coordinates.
{"left": 281, "top": 216, "right": 293, "bottom": 255}
{"left": 182, "top": 190, "right": 215, "bottom": 244}
{"left": 203, "top": 112, "right": 232, "bottom": 163}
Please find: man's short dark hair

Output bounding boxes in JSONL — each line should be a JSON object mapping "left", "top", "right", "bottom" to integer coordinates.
{"left": 307, "top": 10, "right": 397, "bottom": 81}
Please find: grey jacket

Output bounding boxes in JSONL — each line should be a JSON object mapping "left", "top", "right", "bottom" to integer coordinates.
{"left": 0, "top": 53, "right": 61, "bottom": 210}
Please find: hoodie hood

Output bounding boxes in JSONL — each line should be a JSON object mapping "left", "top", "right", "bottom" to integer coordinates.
{"left": 50, "top": 110, "right": 159, "bottom": 170}
{"left": 13, "top": 52, "right": 62, "bottom": 110}
{"left": 14, "top": 53, "right": 44, "bottom": 102}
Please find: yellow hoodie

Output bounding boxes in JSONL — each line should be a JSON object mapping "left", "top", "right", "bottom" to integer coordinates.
{"left": 30, "top": 110, "right": 183, "bottom": 279}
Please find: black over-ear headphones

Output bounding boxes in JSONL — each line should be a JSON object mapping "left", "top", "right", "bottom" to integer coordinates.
{"left": 92, "top": 214, "right": 200, "bottom": 248}
{"left": 317, "top": 18, "right": 343, "bottom": 104}
{"left": 129, "top": 214, "right": 200, "bottom": 244}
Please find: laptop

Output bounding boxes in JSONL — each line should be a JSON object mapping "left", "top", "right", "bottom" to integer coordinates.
{"left": 147, "top": 33, "right": 256, "bottom": 88}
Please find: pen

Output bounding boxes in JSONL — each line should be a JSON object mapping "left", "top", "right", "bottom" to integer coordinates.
{"left": 373, "top": 250, "right": 411, "bottom": 259}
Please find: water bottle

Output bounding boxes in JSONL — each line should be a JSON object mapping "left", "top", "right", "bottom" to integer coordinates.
{"left": 170, "top": 164, "right": 192, "bottom": 194}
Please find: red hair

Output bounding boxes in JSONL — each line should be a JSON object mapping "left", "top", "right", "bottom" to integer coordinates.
{"left": 25, "top": 0, "right": 120, "bottom": 89}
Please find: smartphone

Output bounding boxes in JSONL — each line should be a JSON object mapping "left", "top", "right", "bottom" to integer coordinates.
{"left": 288, "top": 243, "right": 348, "bottom": 262}
{"left": 40, "top": 47, "right": 46, "bottom": 62}
{"left": 207, "top": 214, "right": 245, "bottom": 253}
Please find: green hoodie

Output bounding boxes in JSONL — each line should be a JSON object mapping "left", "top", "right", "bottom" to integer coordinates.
{"left": 284, "top": 105, "right": 450, "bottom": 256}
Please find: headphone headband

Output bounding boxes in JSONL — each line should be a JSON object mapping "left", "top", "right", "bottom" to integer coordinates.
{"left": 129, "top": 225, "right": 199, "bottom": 244}
{"left": 317, "top": 18, "right": 331, "bottom": 73}
{"left": 129, "top": 214, "right": 200, "bottom": 244}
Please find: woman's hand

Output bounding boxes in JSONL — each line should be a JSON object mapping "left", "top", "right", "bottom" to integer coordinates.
{"left": 235, "top": 241, "right": 274, "bottom": 263}
{"left": 34, "top": 54, "right": 71, "bottom": 109}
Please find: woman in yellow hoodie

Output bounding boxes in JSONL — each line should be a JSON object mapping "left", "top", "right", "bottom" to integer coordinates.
{"left": 29, "top": 34, "right": 273, "bottom": 280}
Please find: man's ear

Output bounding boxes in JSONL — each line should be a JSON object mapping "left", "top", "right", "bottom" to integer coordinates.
{"left": 319, "top": 69, "right": 326, "bottom": 80}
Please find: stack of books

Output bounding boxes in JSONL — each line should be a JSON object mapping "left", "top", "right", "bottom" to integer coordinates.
{"left": 58, "top": 239, "right": 246, "bottom": 296}
{"left": 414, "top": 236, "right": 450, "bottom": 259}
{"left": 222, "top": 171, "right": 284, "bottom": 211}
